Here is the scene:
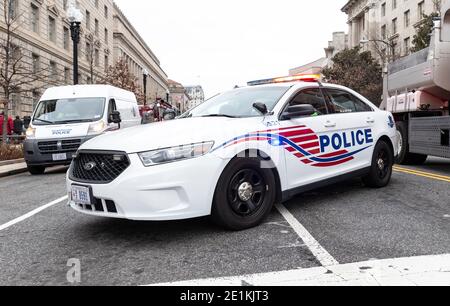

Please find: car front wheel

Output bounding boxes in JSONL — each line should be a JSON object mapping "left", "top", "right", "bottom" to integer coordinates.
{"left": 27, "top": 165, "right": 46, "bottom": 175}
{"left": 212, "top": 157, "right": 276, "bottom": 231}
{"left": 362, "top": 140, "right": 394, "bottom": 188}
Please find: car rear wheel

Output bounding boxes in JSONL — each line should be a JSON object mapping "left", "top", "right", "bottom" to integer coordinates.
{"left": 362, "top": 140, "right": 394, "bottom": 188}
{"left": 27, "top": 165, "right": 46, "bottom": 175}
{"left": 212, "top": 157, "right": 276, "bottom": 231}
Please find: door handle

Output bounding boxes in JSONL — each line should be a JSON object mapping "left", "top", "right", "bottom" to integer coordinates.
{"left": 366, "top": 117, "right": 375, "bottom": 123}
{"left": 324, "top": 121, "right": 336, "bottom": 128}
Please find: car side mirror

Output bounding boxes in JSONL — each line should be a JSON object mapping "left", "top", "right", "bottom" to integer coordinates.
{"left": 281, "top": 104, "right": 316, "bottom": 120}
{"left": 253, "top": 102, "right": 268, "bottom": 115}
{"left": 109, "top": 110, "right": 122, "bottom": 124}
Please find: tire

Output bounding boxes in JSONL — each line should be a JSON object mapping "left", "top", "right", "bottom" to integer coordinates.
{"left": 362, "top": 140, "right": 394, "bottom": 188}
{"left": 27, "top": 165, "right": 46, "bottom": 175}
{"left": 396, "top": 121, "right": 428, "bottom": 165}
{"left": 212, "top": 157, "right": 277, "bottom": 231}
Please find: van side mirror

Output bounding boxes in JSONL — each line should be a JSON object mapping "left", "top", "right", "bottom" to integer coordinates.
{"left": 281, "top": 104, "right": 316, "bottom": 120}
{"left": 109, "top": 110, "right": 122, "bottom": 124}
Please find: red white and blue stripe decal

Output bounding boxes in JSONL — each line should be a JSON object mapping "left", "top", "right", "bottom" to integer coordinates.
{"left": 212, "top": 125, "right": 373, "bottom": 168}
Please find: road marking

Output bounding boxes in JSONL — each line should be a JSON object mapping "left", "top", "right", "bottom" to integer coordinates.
{"left": 393, "top": 166, "right": 450, "bottom": 183}
{"left": 148, "top": 254, "right": 450, "bottom": 286}
{"left": 275, "top": 203, "right": 339, "bottom": 267}
{"left": 0, "top": 195, "right": 68, "bottom": 232}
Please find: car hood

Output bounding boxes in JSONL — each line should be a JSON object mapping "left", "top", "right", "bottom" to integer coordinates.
{"left": 80, "top": 117, "right": 265, "bottom": 153}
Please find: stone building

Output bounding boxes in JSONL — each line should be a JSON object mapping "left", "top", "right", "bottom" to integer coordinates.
{"left": 289, "top": 32, "right": 348, "bottom": 76}
{"left": 184, "top": 85, "right": 204, "bottom": 110}
{"left": 0, "top": 0, "right": 168, "bottom": 117}
{"left": 168, "top": 79, "right": 190, "bottom": 113}
{"left": 342, "top": 0, "right": 442, "bottom": 60}
{"left": 113, "top": 3, "right": 168, "bottom": 104}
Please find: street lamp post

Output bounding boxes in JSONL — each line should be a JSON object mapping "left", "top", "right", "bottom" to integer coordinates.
{"left": 143, "top": 69, "right": 148, "bottom": 106}
{"left": 66, "top": 1, "right": 83, "bottom": 85}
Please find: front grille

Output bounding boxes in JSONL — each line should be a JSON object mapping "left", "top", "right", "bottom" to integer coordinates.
{"left": 38, "top": 139, "right": 82, "bottom": 153}
{"left": 38, "top": 141, "right": 57, "bottom": 152}
{"left": 70, "top": 151, "right": 130, "bottom": 184}
{"left": 75, "top": 198, "right": 118, "bottom": 214}
{"left": 62, "top": 139, "right": 82, "bottom": 150}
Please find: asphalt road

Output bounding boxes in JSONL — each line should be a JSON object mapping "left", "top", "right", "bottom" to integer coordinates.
{"left": 0, "top": 157, "right": 449, "bottom": 285}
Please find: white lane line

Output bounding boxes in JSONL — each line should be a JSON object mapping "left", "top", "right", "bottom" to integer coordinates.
{"left": 148, "top": 254, "right": 450, "bottom": 286}
{"left": 275, "top": 203, "right": 339, "bottom": 267}
{"left": 0, "top": 195, "right": 68, "bottom": 232}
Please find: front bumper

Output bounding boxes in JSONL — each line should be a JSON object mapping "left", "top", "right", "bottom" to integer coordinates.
{"left": 24, "top": 136, "right": 96, "bottom": 167}
{"left": 67, "top": 153, "right": 227, "bottom": 221}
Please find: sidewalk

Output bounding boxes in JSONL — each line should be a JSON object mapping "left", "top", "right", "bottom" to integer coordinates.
{"left": 151, "top": 254, "right": 450, "bottom": 286}
{"left": 0, "top": 159, "right": 28, "bottom": 178}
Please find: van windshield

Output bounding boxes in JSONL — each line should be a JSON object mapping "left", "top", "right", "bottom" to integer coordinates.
{"left": 33, "top": 98, "right": 106, "bottom": 125}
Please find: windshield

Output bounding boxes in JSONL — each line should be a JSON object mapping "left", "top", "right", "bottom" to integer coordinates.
{"left": 33, "top": 98, "right": 106, "bottom": 125}
{"left": 183, "top": 86, "right": 290, "bottom": 118}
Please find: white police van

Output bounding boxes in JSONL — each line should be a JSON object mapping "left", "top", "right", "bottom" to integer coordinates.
{"left": 67, "top": 75, "right": 398, "bottom": 230}
{"left": 25, "top": 85, "right": 141, "bottom": 175}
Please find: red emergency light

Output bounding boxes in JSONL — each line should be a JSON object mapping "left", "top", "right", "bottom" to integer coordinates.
{"left": 247, "top": 74, "right": 321, "bottom": 86}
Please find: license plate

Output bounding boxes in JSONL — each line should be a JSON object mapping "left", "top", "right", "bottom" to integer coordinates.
{"left": 71, "top": 185, "right": 92, "bottom": 205}
{"left": 52, "top": 153, "right": 67, "bottom": 161}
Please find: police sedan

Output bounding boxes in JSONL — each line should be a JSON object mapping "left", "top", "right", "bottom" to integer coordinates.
{"left": 67, "top": 76, "right": 398, "bottom": 230}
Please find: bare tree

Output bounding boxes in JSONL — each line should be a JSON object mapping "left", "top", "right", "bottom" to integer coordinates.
{"left": 85, "top": 35, "right": 100, "bottom": 84}
{"left": 103, "top": 58, "right": 144, "bottom": 103}
{"left": 0, "top": 0, "right": 52, "bottom": 142}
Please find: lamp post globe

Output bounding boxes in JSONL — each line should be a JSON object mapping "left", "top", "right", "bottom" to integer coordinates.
{"left": 66, "top": 0, "right": 83, "bottom": 85}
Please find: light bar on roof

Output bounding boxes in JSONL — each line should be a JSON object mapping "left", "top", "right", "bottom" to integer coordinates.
{"left": 247, "top": 74, "right": 321, "bottom": 86}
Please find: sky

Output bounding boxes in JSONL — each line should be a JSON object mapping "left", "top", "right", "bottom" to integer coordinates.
{"left": 114, "top": 0, "right": 349, "bottom": 98}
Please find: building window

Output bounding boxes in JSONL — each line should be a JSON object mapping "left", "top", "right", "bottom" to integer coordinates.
{"left": 404, "top": 37, "right": 410, "bottom": 55}
{"left": 104, "top": 28, "right": 108, "bottom": 44}
{"left": 418, "top": 1, "right": 425, "bottom": 20}
{"left": 86, "top": 10, "right": 91, "bottom": 30}
{"left": 49, "top": 61, "right": 57, "bottom": 82}
{"left": 64, "top": 67, "right": 70, "bottom": 84}
{"left": 32, "top": 54, "right": 40, "bottom": 74}
{"left": 381, "top": 25, "right": 387, "bottom": 40}
{"left": 48, "top": 16, "right": 56, "bottom": 43}
{"left": 63, "top": 0, "right": 67, "bottom": 10}
{"left": 63, "top": 27, "right": 70, "bottom": 50}
{"left": 392, "top": 0, "right": 397, "bottom": 10}
{"left": 392, "top": 18, "right": 397, "bottom": 34}
{"left": 95, "top": 0, "right": 99, "bottom": 8}
{"left": 8, "top": 0, "right": 19, "bottom": 19}
{"left": 404, "top": 10, "right": 410, "bottom": 28}
{"left": 95, "top": 19, "right": 99, "bottom": 36}
{"left": 104, "top": 55, "right": 109, "bottom": 71}
{"left": 104, "top": 5, "right": 108, "bottom": 18}
{"left": 31, "top": 4, "right": 39, "bottom": 33}
{"left": 94, "top": 49, "right": 99, "bottom": 66}
{"left": 381, "top": 2, "right": 386, "bottom": 17}
{"left": 85, "top": 43, "right": 91, "bottom": 61}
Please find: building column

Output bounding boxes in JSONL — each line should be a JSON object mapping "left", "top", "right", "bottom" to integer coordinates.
{"left": 348, "top": 21, "right": 353, "bottom": 48}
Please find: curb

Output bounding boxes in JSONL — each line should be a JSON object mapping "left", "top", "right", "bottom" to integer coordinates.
{"left": 0, "top": 165, "right": 28, "bottom": 178}
{"left": 0, "top": 158, "right": 25, "bottom": 167}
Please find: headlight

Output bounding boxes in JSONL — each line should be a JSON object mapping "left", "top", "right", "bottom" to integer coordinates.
{"left": 26, "top": 127, "right": 36, "bottom": 139}
{"left": 138, "top": 141, "right": 215, "bottom": 166}
{"left": 87, "top": 121, "right": 106, "bottom": 135}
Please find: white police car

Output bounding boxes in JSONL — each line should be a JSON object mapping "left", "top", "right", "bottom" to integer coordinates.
{"left": 67, "top": 75, "right": 398, "bottom": 230}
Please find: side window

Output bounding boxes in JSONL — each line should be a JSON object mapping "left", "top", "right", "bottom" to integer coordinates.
{"left": 288, "top": 88, "right": 328, "bottom": 115}
{"left": 326, "top": 89, "right": 373, "bottom": 113}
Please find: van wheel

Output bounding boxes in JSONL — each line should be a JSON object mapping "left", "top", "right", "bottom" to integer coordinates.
{"left": 396, "top": 121, "right": 428, "bottom": 165}
{"left": 362, "top": 140, "right": 394, "bottom": 188}
{"left": 212, "top": 157, "right": 276, "bottom": 231}
{"left": 27, "top": 165, "right": 46, "bottom": 175}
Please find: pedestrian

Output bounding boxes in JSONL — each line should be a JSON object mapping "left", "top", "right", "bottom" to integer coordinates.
{"left": 13, "top": 116, "right": 23, "bottom": 136}
{"left": 0, "top": 111, "right": 4, "bottom": 138}
{"left": 7, "top": 115, "right": 13, "bottom": 136}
